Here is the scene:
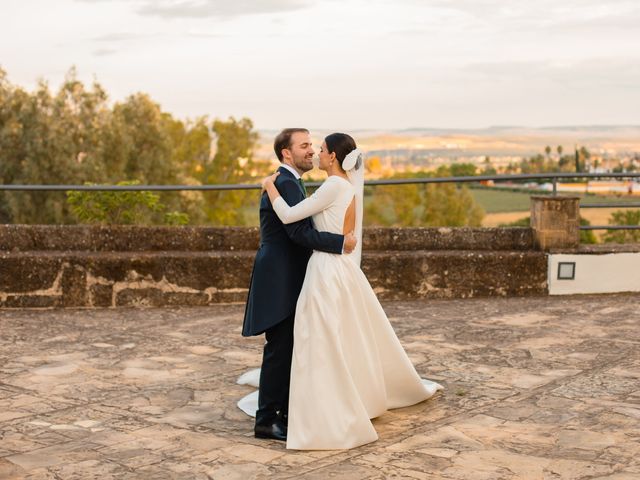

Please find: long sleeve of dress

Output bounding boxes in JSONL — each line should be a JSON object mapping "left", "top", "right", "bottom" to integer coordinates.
{"left": 271, "top": 178, "right": 343, "bottom": 254}
{"left": 272, "top": 177, "right": 339, "bottom": 224}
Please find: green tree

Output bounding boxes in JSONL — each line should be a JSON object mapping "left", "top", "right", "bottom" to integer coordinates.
{"left": 165, "top": 115, "right": 211, "bottom": 182}
{"left": 421, "top": 167, "right": 484, "bottom": 226}
{"left": 161, "top": 115, "right": 212, "bottom": 225}
{"left": 573, "top": 145, "right": 590, "bottom": 173}
{"left": 97, "top": 94, "right": 212, "bottom": 225}
{"left": 0, "top": 67, "right": 18, "bottom": 222}
{"left": 558, "top": 154, "right": 575, "bottom": 172}
{"left": 0, "top": 68, "right": 111, "bottom": 223}
{"left": 0, "top": 67, "right": 218, "bottom": 225}
{"left": 202, "top": 117, "right": 269, "bottom": 225}
{"left": 603, "top": 210, "right": 640, "bottom": 243}
{"left": 67, "top": 180, "right": 190, "bottom": 225}
{"left": 449, "top": 163, "right": 477, "bottom": 177}
{"left": 364, "top": 182, "right": 423, "bottom": 226}
{"left": 482, "top": 156, "right": 497, "bottom": 175}
{"left": 107, "top": 93, "right": 178, "bottom": 184}
{"left": 67, "top": 180, "right": 162, "bottom": 224}
{"left": 364, "top": 167, "right": 484, "bottom": 227}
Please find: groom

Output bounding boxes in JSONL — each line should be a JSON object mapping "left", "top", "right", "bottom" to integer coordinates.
{"left": 242, "top": 128, "right": 356, "bottom": 441}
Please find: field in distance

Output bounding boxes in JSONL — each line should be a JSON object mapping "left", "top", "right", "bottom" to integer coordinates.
{"left": 256, "top": 125, "right": 640, "bottom": 162}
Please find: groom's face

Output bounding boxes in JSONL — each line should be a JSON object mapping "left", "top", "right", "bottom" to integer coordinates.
{"left": 286, "top": 131, "right": 315, "bottom": 173}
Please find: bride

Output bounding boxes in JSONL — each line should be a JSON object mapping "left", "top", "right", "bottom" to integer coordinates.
{"left": 240, "top": 133, "right": 443, "bottom": 450}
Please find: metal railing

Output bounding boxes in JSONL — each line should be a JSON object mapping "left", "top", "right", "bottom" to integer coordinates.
{"left": 2, "top": 172, "right": 640, "bottom": 231}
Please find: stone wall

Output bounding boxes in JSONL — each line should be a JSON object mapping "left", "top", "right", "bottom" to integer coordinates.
{"left": 0, "top": 225, "right": 548, "bottom": 308}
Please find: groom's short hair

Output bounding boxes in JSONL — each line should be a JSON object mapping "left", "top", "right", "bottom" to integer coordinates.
{"left": 274, "top": 128, "right": 309, "bottom": 162}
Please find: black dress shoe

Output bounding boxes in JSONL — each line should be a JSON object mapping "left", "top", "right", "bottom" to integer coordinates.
{"left": 254, "top": 420, "right": 287, "bottom": 441}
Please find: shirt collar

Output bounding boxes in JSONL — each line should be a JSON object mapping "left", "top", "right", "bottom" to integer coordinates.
{"left": 280, "top": 163, "right": 302, "bottom": 180}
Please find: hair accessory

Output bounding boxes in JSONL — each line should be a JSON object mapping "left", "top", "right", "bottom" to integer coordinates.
{"left": 342, "top": 148, "right": 362, "bottom": 171}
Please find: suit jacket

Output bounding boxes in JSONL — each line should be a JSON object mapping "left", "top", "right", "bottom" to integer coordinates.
{"left": 242, "top": 167, "right": 344, "bottom": 336}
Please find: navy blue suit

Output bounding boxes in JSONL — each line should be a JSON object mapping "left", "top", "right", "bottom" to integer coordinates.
{"left": 242, "top": 166, "right": 344, "bottom": 426}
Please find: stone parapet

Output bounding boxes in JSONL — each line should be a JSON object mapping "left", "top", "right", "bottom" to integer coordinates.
{"left": 0, "top": 225, "right": 534, "bottom": 252}
{"left": 363, "top": 226, "right": 534, "bottom": 251}
{"left": 0, "top": 225, "right": 261, "bottom": 252}
{"left": 0, "top": 251, "right": 253, "bottom": 308}
{"left": 0, "top": 225, "right": 547, "bottom": 308}
{"left": 363, "top": 250, "right": 547, "bottom": 300}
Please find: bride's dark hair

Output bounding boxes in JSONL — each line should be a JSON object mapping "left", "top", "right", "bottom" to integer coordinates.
{"left": 325, "top": 133, "right": 356, "bottom": 169}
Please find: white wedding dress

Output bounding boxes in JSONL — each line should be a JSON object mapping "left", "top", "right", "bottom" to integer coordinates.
{"left": 238, "top": 168, "right": 443, "bottom": 450}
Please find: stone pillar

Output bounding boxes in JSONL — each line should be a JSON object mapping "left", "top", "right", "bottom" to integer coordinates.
{"left": 530, "top": 196, "right": 580, "bottom": 251}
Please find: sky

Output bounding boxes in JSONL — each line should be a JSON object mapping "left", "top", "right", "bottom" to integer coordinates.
{"left": 1, "top": 0, "right": 639, "bottom": 130}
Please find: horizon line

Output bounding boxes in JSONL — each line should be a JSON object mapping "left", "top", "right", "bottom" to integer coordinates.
{"left": 256, "top": 124, "right": 640, "bottom": 132}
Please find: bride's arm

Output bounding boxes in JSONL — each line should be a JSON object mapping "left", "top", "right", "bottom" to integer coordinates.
{"left": 264, "top": 177, "right": 339, "bottom": 224}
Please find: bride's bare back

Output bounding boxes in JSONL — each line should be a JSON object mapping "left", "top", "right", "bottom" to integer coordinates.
{"left": 271, "top": 175, "right": 356, "bottom": 239}
{"left": 343, "top": 196, "right": 356, "bottom": 234}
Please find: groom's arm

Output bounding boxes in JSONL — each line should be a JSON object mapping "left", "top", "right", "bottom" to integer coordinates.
{"left": 277, "top": 179, "right": 344, "bottom": 254}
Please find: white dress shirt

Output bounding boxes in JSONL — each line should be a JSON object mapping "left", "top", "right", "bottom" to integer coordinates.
{"left": 279, "top": 163, "right": 301, "bottom": 179}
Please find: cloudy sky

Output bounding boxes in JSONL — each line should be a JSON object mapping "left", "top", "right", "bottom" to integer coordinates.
{"left": 1, "top": 0, "right": 639, "bottom": 129}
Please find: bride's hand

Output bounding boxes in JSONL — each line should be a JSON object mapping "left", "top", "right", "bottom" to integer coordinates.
{"left": 261, "top": 172, "right": 280, "bottom": 191}
{"left": 344, "top": 231, "right": 357, "bottom": 254}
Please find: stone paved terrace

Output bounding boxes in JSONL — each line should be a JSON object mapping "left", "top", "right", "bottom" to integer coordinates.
{"left": 0, "top": 294, "right": 639, "bottom": 480}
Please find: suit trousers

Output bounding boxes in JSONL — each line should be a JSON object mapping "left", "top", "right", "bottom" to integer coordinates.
{"left": 255, "top": 313, "right": 294, "bottom": 426}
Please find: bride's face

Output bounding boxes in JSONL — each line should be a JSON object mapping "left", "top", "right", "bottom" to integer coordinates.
{"left": 318, "top": 141, "right": 335, "bottom": 172}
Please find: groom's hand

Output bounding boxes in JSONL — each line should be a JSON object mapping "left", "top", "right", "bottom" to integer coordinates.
{"left": 343, "top": 231, "right": 357, "bottom": 254}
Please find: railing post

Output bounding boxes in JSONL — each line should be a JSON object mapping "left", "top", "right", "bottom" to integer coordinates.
{"left": 552, "top": 177, "right": 558, "bottom": 196}
{"left": 530, "top": 196, "right": 580, "bottom": 251}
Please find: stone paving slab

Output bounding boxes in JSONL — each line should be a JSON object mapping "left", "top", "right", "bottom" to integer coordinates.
{"left": 0, "top": 294, "right": 638, "bottom": 479}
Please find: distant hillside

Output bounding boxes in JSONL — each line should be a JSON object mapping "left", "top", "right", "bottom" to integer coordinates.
{"left": 255, "top": 126, "right": 640, "bottom": 162}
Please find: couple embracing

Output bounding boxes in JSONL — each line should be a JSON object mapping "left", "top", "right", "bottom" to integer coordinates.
{"left": 240, "top": 128, "right": 443, "bottom": 450}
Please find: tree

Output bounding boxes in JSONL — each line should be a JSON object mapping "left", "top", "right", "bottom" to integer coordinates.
{"left": 66, "top": 180, "right": 186, "bottom": 225}
{"left": 482, "top": 156, "right": 497, "bottom": 176}
{"left": 603, "top": 210, "right": 640, "bottom": 243}
{"left": 165, "top": 115, "right": 212, "bottom": 182}
{"left": 421, "top": 167, "right": 484, "bottom": 226}
{"left": 0, "top": 68, "right": 111, "bottom": 223}
{"left": 449, "top": 163, "right": 477, "bottom": 177}
{"left": 558, "top": 154, "right": 574, "bottom": 172}
{"left": 365, "top": 182, "right": 423, "bottom": 226}
{"left": 202, "top": 117, "right": 269, "bottom": 225}
{"left": 364, "top": 166, "right": 484, "bottom": 227}
{"left": 365, "top": 156, "right": 383, "bottom": 176}
{"left": 105, "top": 93, "right": 178, "bottom": 184}
{"left": 0, "top": 67, "right": 17, "bottom": 222}
{"left": 160, "top": 114, "right": 211, "bottom": 224}
{"left": 0, "top": 67, "right": 233, "bottom": 225}
{"left": 573, "top": 145, "right": 590, "bottom": 173}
